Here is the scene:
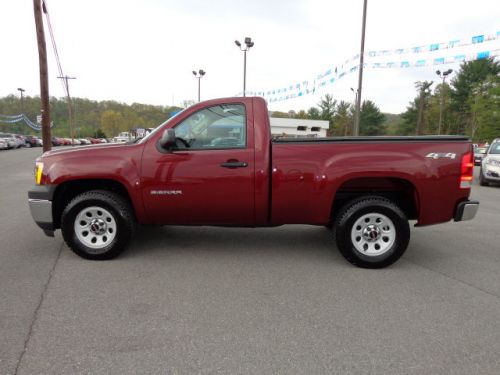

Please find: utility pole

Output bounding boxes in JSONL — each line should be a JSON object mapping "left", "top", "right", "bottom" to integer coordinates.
{"left": 33, "top": 0, "right": 51, "bottom": 152}
{"left": 354, "top": 0, "right": 368, "bottom": 136}
{"left": 58, "top": 75, "right": 76, "bottom": 144}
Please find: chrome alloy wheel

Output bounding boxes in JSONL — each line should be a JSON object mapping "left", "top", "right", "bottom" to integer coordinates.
{"left": 74, "top": 206, "right": 117, "bottom": 252}
{"left": 351, "top": 213, "right": 396, "bottom": 256}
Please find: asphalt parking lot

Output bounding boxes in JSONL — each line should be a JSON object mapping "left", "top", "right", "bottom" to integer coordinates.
{"left": 1, "top": 147, "right": 500, "bottom": 374}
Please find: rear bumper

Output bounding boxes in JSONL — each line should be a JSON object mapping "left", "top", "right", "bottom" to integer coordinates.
{"left": 454, "top": 200, "right": 479, "bottom": 222}
{"left": 28, "top": 185, "right": 56, "bottom": 237}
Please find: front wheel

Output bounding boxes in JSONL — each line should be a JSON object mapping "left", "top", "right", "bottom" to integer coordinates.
{"left": 479, "top": 169, "right": 489, "bottom": 186}
{"left": 61, "top": 190, "right": 136, "bottom": 260}
{"left": 334, "top": 196, "right": 410, "bottom": 269}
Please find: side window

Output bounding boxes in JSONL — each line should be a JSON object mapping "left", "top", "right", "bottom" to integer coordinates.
{"left": 174, "top": 104, "right": 246, "bottom": 150}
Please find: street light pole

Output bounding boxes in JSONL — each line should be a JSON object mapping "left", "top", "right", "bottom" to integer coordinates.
{"left": 192, "top": 69, "right": 206, "bottom": 102}
{"left": 350, "top": 88, "right": 358, "bottom": 136}
{"left": 435, "top": 69, "right": 453, "bottom": 135}
{"left": 354, "top": 0, "right": 368, "bottom": 136}
{"left": 235, "top": 37, "right": 254, "bottom": 97}
{"left": 17, "top": 88, "right": 25, "bottom": 113}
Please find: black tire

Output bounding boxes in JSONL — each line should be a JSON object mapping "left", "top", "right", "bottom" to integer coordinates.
{"left": 334, "top": 196, "right": 410, "bottom": 269}
{"left": 61, "top": 190, "right": 136, "bottom": 260}
{"left": 479, "top": 169, "right": 489, "bottom": 186}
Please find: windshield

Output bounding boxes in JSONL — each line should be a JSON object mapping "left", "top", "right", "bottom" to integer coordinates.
{"left": 488, "top": 143, "right": 500, "bottom": 155}
{"left": 475, "top": 147, "right": 487, "bottom": 154}
{"left": 137, "top": 109, "right": 186, "bottom": 144}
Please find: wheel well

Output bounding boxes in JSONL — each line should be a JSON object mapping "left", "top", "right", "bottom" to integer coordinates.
{"left": 331, "top": 177, "right": 418, "bottom": 223}
{"left": 52, "top": 179, "right": 134, "bottom": 229}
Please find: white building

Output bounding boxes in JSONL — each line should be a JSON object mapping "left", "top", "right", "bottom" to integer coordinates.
{"left": 269, "top": 117, "right": 329, "bottom": 138}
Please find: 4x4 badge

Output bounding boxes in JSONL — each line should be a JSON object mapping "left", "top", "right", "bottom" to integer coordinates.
{"left": 426, "top": 152, "right": 456, "bottom": 160}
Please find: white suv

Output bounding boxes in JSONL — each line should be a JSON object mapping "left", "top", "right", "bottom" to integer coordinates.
{"left": 480, "top": 140, "right": 500, "bottom": 186}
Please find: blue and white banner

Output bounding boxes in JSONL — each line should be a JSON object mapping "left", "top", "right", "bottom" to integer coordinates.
{"left": 366, "top": 32, "right": 499, "bottom": 58}
{"left": 0, "top": 113, "right": 54, "bottom": 130}
{"left": 247, "top": 30, "right": 500, "bottom": 103}
{"left": 257, "top": 47, "right": 500, "bottom": 103}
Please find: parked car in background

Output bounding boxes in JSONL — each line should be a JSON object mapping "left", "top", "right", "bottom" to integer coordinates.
{"left": 88, "top": 138, "right": 101, "bottom": 144}
{"left": 0, "top": 133, "right": 19, "bottom": 149}
{"left": 79, "top": 138, "right": 91, "bottom": 145}
{"left": 480, "top": 140, "right": 500, "bottom": 186}
{"left": 474, "top": 147, "right": 487, "bottom": 165}
{"left": 0, "top": 138, "right": 8, "bottom": 150}
{"left": 113, "top": 132, "right": 132, "bottom": 143}
{"left": 24, "top": 135, "right": 36, "bottom": 147}
{"left": 14, "top": 135, "right": 27, "bottom": 147}
{"left": 51, "top": 137, "right": 63, "bottom": 146}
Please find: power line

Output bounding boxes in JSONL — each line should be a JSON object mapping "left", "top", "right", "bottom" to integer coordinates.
{"left": 42, "top": 0, "right": 78, "bottom": 143}
{"left": 42, "top": 0, "right": 68, "bottom": 97}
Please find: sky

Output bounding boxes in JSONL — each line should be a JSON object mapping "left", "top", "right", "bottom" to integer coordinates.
{"left": 1, "top": 0, "right": 499, "bottom": 114}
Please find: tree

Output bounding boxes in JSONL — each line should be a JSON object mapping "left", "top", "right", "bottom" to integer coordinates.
{"left": 433, "top": 82, "right": 453, "bottom": 134}
{"left": 0, "top": 95, "right": 181, "bottom": 137}
{"left": 451, "top": 58, "right": 500, "bottom": 134}
{"left": 469, "top": 75, "right": 500, "bottom": 141}
{"left": 296, "top": 110, "right": 308, "bottom": 119}
{"left": 100, "top": 110, "right": 125, "bottom": 137}
{"left": 359, "top": 100, "right": 386, "bottom": 136}
{"left": 270, "top": 111, "right": 290, "bottom": 118}
{"left": 318, "top": 94, "right": 336, "bottom": 120}
{"left": 383, "top": 113, "right": 404, "bottom": 135}
{"left": 415, "top": 81, "right": 433, "bottom": 135}
{"left": 307, "top": 107, "right": 320, "bottom": 120}
{"left": 332, "top": 100, "right": 352, "bottom": 136}
{"left": 399, "top": 99, "right": 418, "bottom": 135}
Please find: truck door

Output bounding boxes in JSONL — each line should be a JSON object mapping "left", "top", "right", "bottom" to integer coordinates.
{"left": 141, "top": 103, "right": 255, "bottom": 225}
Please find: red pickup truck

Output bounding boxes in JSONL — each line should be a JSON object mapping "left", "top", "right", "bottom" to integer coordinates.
{"left": 28, "top": 97, "right": 479, "bottom": 268}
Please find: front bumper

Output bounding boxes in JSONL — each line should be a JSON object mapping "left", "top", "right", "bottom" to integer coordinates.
{"left": 28, "top": 185, "right": 56, "bottom": 237}
{"left": 454, "top": 200, "right": 480, "bottom": 222}
{"left": 482, "top": 164, "right": 500, "bottom": 182}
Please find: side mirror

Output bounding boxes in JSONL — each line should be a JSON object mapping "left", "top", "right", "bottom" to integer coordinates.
{"left": 159, "top": 129, "right": 176, "bottom": 151}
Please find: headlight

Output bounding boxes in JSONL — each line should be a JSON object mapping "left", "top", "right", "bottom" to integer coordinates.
{"left": 35, "top": 162, "right": 44, "bottom": 184}
{"left": 485, "top": 158, "right": 500, "bottom": 167}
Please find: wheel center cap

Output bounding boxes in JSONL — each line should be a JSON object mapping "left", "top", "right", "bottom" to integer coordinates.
{"left": 362, "top": 225, "right": 381, "bottom": 242}
{"left": 89, "top": 218, "right": 106, "bottom": 235}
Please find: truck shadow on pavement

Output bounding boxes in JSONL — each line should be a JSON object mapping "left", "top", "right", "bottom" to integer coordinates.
{"left": 123, "top": 225, "right": 344, "bottom": 263}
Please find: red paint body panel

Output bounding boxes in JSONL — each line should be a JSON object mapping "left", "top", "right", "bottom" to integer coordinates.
{"left": 38, "top": 96, "right": 473, "bottom": 228}
{"left": 270, "top": 141, "right": 471, "bottom": 225}
{"left": 42, "top": 143, "right": 147, "bottom": 222}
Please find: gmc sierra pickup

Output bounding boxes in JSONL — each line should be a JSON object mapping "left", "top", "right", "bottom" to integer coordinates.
{"left": 28, "top": 97, "right": 479, "bottom": 268}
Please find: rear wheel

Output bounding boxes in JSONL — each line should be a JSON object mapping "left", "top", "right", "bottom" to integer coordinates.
{"left": 61, "top": 190, "right": 136, "bottom": 260}
{"left": 334, "top": 196, "right": 410, "bottom": 268}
